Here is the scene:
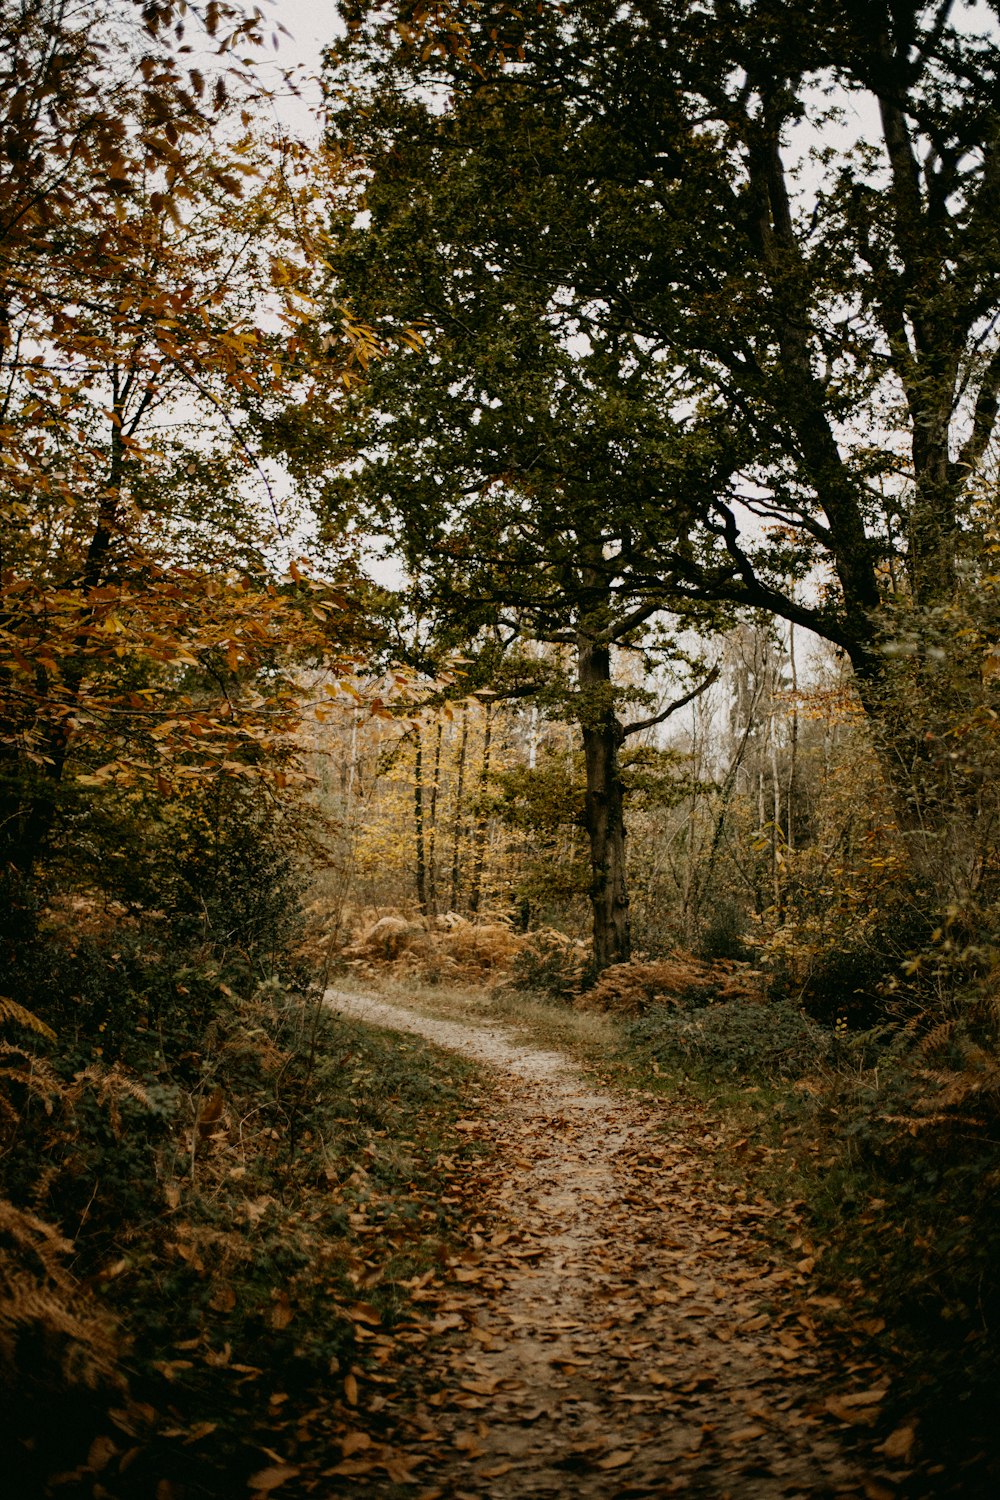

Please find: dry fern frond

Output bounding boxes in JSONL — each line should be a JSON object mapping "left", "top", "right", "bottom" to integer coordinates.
{"left": 578, "top": 953, "right": 764, "bottom": 1016}
{"left": 66, "top": 1066, "right": 150, "bottom": 1139}
{"left": 0, "top": 995, "right": 55, "bottom": 1041}
{"left": 913, "top": 1064, "right": 1000, "bottom": 1113}
{"left": 0, "top": 1045, "right": 63, "bottom": 1140}
{"left": 0, "top": 1198, "right": 121, "bottom": 1407}
{"left": 436, "top": 921, "right": 523, "bottom": 972}
{"left": 346, "top": 915, "right": 430, "bottom": 961}
{"left": 878, "top": 1112, "right": 985, "bottom": 1134}
{"left": 917, "top": 1019, "right": 956, "bottom": 1058}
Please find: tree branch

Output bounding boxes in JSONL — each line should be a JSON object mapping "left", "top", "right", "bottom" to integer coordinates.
{"left": 622, "top": 664, "right": 720, "bottom": 739}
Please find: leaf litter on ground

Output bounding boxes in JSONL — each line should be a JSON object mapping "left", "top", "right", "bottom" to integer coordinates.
{"left": 54, "top": 986, "right": 937, "bottom": 1498}
{"left": 294, "top": 989, "right": 926, "bottom": 1499}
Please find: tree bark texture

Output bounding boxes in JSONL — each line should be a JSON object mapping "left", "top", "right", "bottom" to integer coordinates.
{"left": 577, "top": 631, "right": 631, "bottom": 973}
{"left": 413, "top": 730, "right": 428, "bottom": 914}
{"left": 468, "top": 702, "right": 492, "bottom": 915}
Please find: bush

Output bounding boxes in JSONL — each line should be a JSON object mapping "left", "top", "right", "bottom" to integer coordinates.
{"left": 697, "top": 895, "right": 752, "bottom": 961}
{"left": 627, "top": 998, "right": 833, "bottom": 1082}
{"left": 578, "top": 953, "right": 763, "bottom": 1016}
{"left": 157, "top": 785, "right": 305, "bottom": 974}
{"left": 508, "top": 928, "right": 588, "bottom": 1002}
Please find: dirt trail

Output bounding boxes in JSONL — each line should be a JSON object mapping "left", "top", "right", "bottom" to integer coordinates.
{"left": 325, "top": 990, "right": 886, "bottom": 1499}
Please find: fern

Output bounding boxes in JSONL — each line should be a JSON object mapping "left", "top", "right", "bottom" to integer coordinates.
{"left": 0, "top": 1198, "right": 120, "bottom": 1404}
{"left": 0, "top": 996, "right": 55, "bottom": 1041}
{"left": 66, "top": 1065, "right": 151, "bottom": 1139}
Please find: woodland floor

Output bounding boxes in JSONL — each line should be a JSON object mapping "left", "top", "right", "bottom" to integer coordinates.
{"left": 321, "top": 988, "right": 909, "bottom": 1500}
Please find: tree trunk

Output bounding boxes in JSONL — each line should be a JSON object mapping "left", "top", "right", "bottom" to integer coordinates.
{"left": 426, "top": 719, "right": 442, "bottom": 917}
{"left": 414, "top": 729, "right": 428, "bottom": 913}
{"left": 577, "top": 631, "right": 631, "bottom": 973}
{"left": 468, "top": 701, "right": 492, "bottom": 915}
{"left": 12, "top": 407, "right": 128, "bottom": 874}
{"left": 450, "top": 702, "right": 468, "bottom": 910}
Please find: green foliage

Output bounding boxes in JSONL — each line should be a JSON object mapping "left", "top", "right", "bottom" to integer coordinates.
{"left": 627, "top": 999, "right": 833, "bottom": 1083}
{"left": 488, "top": 755, "right": 590, "bottom": 918}
{"left": 157, "top": 783, "right": 306, "bottom": 973}
{"left": 696, "top": 894, "right": 752, "bottom": 963}
{"left": 772, "top": 896, "right": 936, "bottom": 1029}
{"left": 508, "top": 930, "right": 588, "bottom": 1004}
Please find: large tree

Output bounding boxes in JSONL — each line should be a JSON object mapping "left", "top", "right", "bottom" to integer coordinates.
{"left": 323, "top": 135, "right": 726, "bottom": 967}
{"left": 0, "top": 1, "right": 373, "bottom": 879}
{"left": 329, "top": 0, "right": 1000, "bottom": 859}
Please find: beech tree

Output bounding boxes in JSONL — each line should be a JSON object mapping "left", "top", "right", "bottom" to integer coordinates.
{"left": 0, "top": 1, "right": 372, "bottom": 881}
{"left": 329, "top": 0, "right": 1000, "bottom": 874}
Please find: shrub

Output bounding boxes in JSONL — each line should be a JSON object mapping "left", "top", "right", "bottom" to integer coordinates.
{"left": 578, "top": 953, "right": 763, "bottom": 1016}
{"left": 627, "top": 997, "right": 833, "bottom": 1082}
{"left": 508, "top": 928, "right": 588, "bottom": 1002}
{"left": 697, "top": 895, "right": 752, "bottom": 961}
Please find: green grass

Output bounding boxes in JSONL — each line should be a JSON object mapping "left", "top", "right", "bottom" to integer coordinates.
{"left": 346, "top": 971, "right": 623, "bottom": 1071}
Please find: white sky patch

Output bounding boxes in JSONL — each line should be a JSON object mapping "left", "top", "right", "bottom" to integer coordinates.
{"left": 255, "top": 0, "right": 342, "bottom": 141}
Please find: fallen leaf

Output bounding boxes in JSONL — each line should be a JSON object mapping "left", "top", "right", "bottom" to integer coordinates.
{"left": 837, "top": 1387, "right": 889, "bottom": 1408}
{"left": 247, "top": 1465, "right": 300, "bottom": 1494}
{"left": 183, "top": 1422, "right": 217, "bottom": 1445}
{"left": 597, "top": 1449, "right": 634, "bottom": 1470}
{"left": 824, "top": 1394, "right": 884, "bottom": 1426}
{"left": 344, "top": 1373, "right": 359, "bottom": 1406}
{"left": 86, "top": 1435, "right": 119, "bottom": 1472}
{"left": 269, "top": 1294, "right": 294, "bottom": 1331}
{"left": 881, "top": 1422, "right": 917, "bottom": 1461}
{"left": 862, "top": 1482, "right": 896, "bottom": 1500}
{"left": 348, "top": 1302, "right": 382, "bottom": 1325}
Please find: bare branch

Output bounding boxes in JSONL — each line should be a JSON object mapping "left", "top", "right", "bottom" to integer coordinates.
{"left": 622, "top": 664, "right": 720, "bottom": 739}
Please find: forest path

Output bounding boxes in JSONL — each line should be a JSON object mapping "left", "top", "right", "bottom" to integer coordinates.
{"left": 324, "top": 989, "right": 884, "bottom": 1499}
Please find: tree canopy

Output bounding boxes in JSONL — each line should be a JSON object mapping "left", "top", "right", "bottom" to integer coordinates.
{"left": 328, "top": 0, "right": 1000, "bottom": 814}
{"left": 0, "top": 0, "right": 378, "bottom": 879}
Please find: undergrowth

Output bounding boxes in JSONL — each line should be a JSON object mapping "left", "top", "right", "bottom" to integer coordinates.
{"left": 619, "top": 997, "right": 1000, "bottom": 1496}
{"left": 1, "top": 906, "right": 481, "bottom": 1498}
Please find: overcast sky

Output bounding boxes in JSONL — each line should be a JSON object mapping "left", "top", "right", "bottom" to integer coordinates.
{"left": 258, "top": 0, "right": 343, "bottom": 139}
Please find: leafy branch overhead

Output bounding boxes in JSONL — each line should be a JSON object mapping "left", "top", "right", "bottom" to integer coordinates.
{"left": 328, "top": 0, "right": 1000, "bottom": 696}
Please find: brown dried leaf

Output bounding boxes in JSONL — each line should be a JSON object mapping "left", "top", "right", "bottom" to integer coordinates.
{"left": 597, "top": 1449, "right": 634, "bottom": 1470}
{"left": 248, "top": 1465, "right": 300, "bottom": 1493}
{"left": 269, "top": 1294, "right": 294, "bottom": 1331}
{"left": 881, "top": 1422, "right": 917, "bottom": 1461}
{"left": 824, "top": 1394, "right": 883, "bottom": 1426}
{"left": 728, "top": 1425, "right": 766, "bottom": 1444}
{"left": 86, "top": 1435, "right": 119, "bottom": 1473}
